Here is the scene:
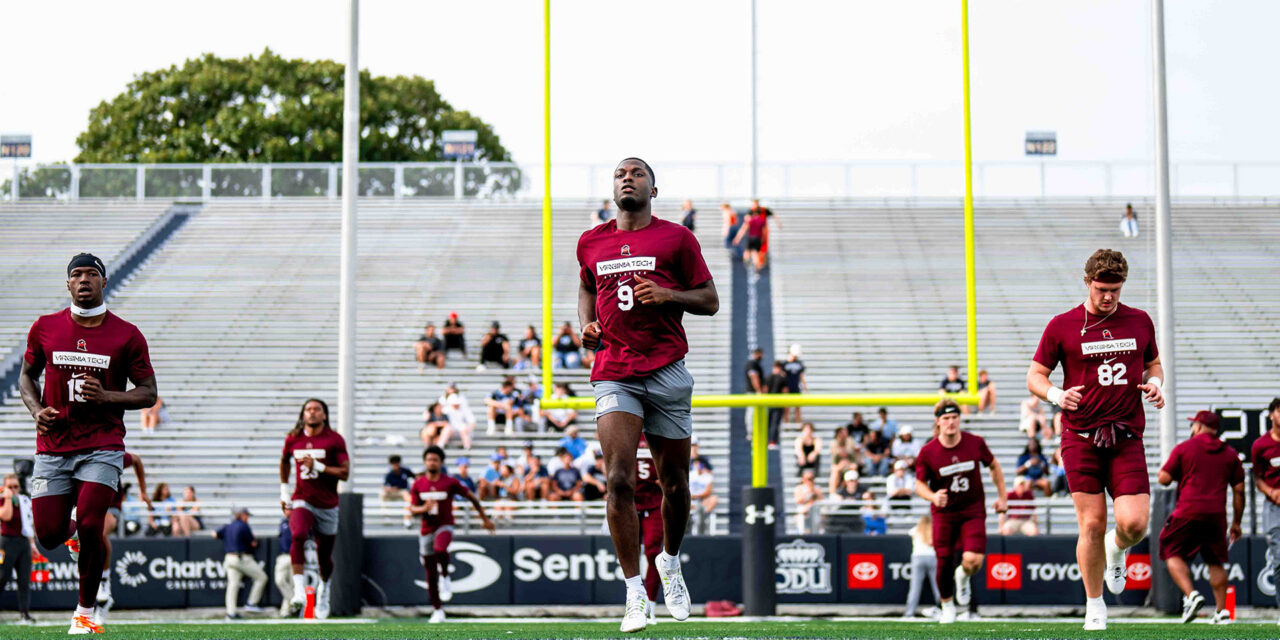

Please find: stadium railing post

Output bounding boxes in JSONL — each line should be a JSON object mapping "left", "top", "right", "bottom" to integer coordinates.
{"left": 742, "top": 403, "right": 776, "bottom": 615}
{"left": 331, "top": 492, "right": 364, "bottom": 616}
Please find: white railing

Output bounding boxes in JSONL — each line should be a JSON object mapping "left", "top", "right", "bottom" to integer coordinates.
{"left": 6, "top": 160, "right": 1280, "bottom": 202}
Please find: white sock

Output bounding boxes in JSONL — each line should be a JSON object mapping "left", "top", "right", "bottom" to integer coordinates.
{"left": 292, "top": 574, "right": 306, "bottom": 597}
{"left": 624, "top": 575, "right": 644, "bottom": 596}
{"left": 1105, "top": 529, "right": 1123, "bottom": 559}
{"left": 318, "top": 579, "right": 329, "bottom": 595}
{"left": 1086, "top": 596, "right": 1106, "bottom": 611}
{"left": 75, "top": 605, "right": 94, "bottom": 617}
{"left": 658, "top": 550, "right": 679, "bottom": 567}
{"left": 101, "top": 568, "right": 110, "bottom": 579}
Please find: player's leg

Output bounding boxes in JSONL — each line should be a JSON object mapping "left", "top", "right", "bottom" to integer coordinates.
{"left": 419, "top": 532, "right": 443, "bottom": 614}
{"left": 1207, "top": 563, "right": 1227, "bottom": 614}
{"left": 286, "top": 506, "right": 315, "bottom": 615}
{"left": 640, "top": 508, "right": 664, "bottom": 620}
{"left": 224, "top": 555, "right": 244, "bottom": 617}
{"left": 598, "top": 410, "right": 644, "bottom": 578}
{"left": 433, "top": 527, "right": 454, "bottom": 602}
{"left": 31, "top": 456, "right": 78, "bottom": 551}
{"left": 1072, "top": 491, "right": 1107, "bottom": 598}
{"left": 1104, "top": 438, "right": 1151, "bottom": 593}
{"left": 99, "top": 511, "right": 116, "bottom": 607}
{"left": 314, "top": 528, "right": 336, "bottom": 619}
{"left": 73, "top": 481, "right": 115, "bottom": 614}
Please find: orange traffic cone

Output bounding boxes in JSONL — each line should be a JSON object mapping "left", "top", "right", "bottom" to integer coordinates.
{"left": 1225, "top": 585, "right": 1236, "bottom": 620}
{"left": 303, "top": 585, "right": 316, "bottom": 619}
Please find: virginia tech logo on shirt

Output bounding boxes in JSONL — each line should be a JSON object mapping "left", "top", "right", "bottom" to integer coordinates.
{"left": 620, "top": 244, "right": 631, "bottom": 256}
{"left": 52, "top": 351, "right": 110, "bottom": 369}
{"left": 76, "top": 339, "right": 87, "bottom": 352}
{"left": 1080, "top": 338, "right": 1137, "bottom": 356}
{"left": 596, "top": 257, "right": 656, "bottom": 277}
{"left": 1102, "top": 330, "right": 1114, "bottom": 340}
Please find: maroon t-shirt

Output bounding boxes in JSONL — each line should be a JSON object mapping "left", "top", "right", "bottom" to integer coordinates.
{"left": 635, "top": 445, "right": 662, "bottom": 512}
{"left": 916, "top": 431, "right": 994, "bottom": 516}
{"left": 1251, "top": 431, "right": 1280, "bottom": 490}
{"left": 1006, "top": 488, "right": 1035, "bottom": 519}
{"left": 1032, "top": 303, "right": 1159, "bottom": 436}
{"left": 283, "top": 428, "right": 349, "bottom": 509}
{"left": 577, "top": 217, "right": 713, "bottom": 381}
{"left": 0, "top": 494, "right": 22, "bottom": 537}
{"left": 24, "top": 309, "right": 154, "bottom": 455}
{"left": 1163, "top": 432, "right": 1243, "bottom": 518}
{"left": 410, "top": 473, "right": 465, "bottom": 534}
{"left": 110, "top": 452, "right": 137, "bottom": 510}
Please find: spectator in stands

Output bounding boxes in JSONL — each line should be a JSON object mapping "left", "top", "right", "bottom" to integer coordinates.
{"left": 1120, "top": 203, "right": 1139, "bottom": 238}
{"left": 486, "top": 376, "right": 528, "bottom": 435}
{"left": 1047, "top": 446, "right": 1069, "bottom": 496}
{"left": 548, "top": 448, "right": 585, "bottom": 502}
{"left": 520, "top": 378, "right": 542, "bottom": 429}
{"left": 582, "top": 454, "right": 608, "bottom": 501}
{"left": 450, "top": 457, "right": 477, "bottom": 494}
{"left": 680, "top": 199, "right": 697, "bottom": 231}
{"left": 745, "top": 348, "right": 765, "bottom": 394}
{"left": 862, "top": 428, "right": 892, "bottom": 476}
{"left": 861, "top": 491, "right": 887, "bottom": 535}
{"left": 515, "top": 441, "right": 536, "bottom": 475}
{"left": 594, "top": 199, "right": 613, "bottom": 225}
{"left": 976, "top": 369, "right": 996, "bottom": 413}
{"left": 1000, "top": 476, "right": 1039, "bottom": 536}
{"left": 825, "top": 470, "right": 864, "bottom": 534}
{"left": 891, "top": 425, "right": 921, "bottom": 466}
{"left": 523, "top": 456, "right": 550, "bottom": 500}
{"left": 938, "top": 365, "right": 968, "bottom": 414}
{"left": 844, "top": 412, "right": 871, "bottom": 443}
{"left": 552, "top": 321, "right": 586, "bottom": 369}
{"left": 783, "top": 344, "right": 808, "bottom": 422}
{"left": 721, "top": 203, "right": 740, "bottom": 250}
{"left": 541, "top": 382, "right": 578, "bottom": 432}
{"left": 382, "top": 455, "right": 415, "bottom": 502}
{"left": 690, "top": 435, "right": 713, "bottom": 472}
{"left": 886, "top": 459, "right": 915, "bottom": 509}
{"left": 690, "top": 459, "right": 717, "bottom": 534}
{"left": 514, "top": 325, "right": 542, "bottom": 370}
{"left": 732, "top": 207, "right": 768, "bottom": 272}
{"left": 1016, "top": 438, "right": 1053, "bottom": 497}
{"left": 438, "top": 382, "right": 475, "bottom": 450}
{"left": 558, "top": 425, "right": 588, "bottom": 461}
{"left": 874, "top": 407, "right": 899, "bottom": 440}
{"left": 492, "top": 464, "right": 523, "bottom": 521}
{"left": 903, "top": 514, "right": 941, "bottom": 618}
{"left": 793, "top": 469, "right": 823, "bottom": 534}
{"left": 794, "top": 422, "right": 821, "bottom": 477}
{"left": 173, "top": 485, "right": 203, "bottom": 537}
{"left": 828, "top": 430, "right": 863, "bottom": 495}
{"left": 215, "top": 506, "right": 267, "bottom": 620}
{"left": 415, "top": 323, "right": 446, "bottom": 371}
{"left": 479, "top": 321, "right": 511, "bottom": 369}
{"left": 475, "top": 453, "right": 503, "bottom": 500}
{"left": 1019, "top": 395, "right": 1049, "bottom": 441}
{"left": 140, "top": 396, "right": 168, "bottom": 433}
{"left": 420, "top": 402, "right": 450, "bottom": 447}
{"left": 442, "top": 312, "right": 466, "bottom": 357}
{"left": 836, "top": 470, "right": 862, "bottom": 500}
{"left": 765, "top": 360, "right": 790, "bottom": 447}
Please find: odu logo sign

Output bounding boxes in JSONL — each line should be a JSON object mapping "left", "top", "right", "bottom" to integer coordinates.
{"left": 775, "top": 540, "right": 832, "bottom": 595}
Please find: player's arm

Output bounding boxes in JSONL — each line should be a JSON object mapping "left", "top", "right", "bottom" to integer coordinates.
{"left": 578, "top": 279, "right": 601, "bottom": 350}
{"left": 458, "top": 486, "right": 495, "bottom": 532}
{"left": 18, "top": 359, "right": 57, "bottom": 433}
{"left": 914, "top": 478, "right": 946, "bottom": 508}
{"left": 132, "top": 455, "right": 154, "bottom": 510}
{"left": 748, "top": 370, "right": 762, "bottom": 393}
{"left": 80, "top": 374, "right": 157, "bottom": 410}
{"left": 0, "top": 492, "right": 12, "bottom": 521}
{"left": 1026, "top": 361, "right": 1083, "bottom": 411}
{"left": 1138, "top": 358, "right": 1165, "bottom": 408}
{"left": 1256, "top": 475, "right": 1280, "bottom": 505}
{"left": 988, "top": 460, "right": 1009, "bottom": 513}
{"left": 1230, "top": 480, "right": 1245, "bottom": 543}
{"left": 314, "top": 457, "right": 350, "bottom": 481}
{"left": 633, "top": 276, "right": 719, "bottom": 316}
{"left": 1157, "top": 469, "right": 1174, "bottom": 486}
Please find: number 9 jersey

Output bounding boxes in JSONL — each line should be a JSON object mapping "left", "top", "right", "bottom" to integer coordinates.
{"left": 1032, "top": 302, "right": 1158, "bottom": 437}
{"left": 577, "top": 218, "right": 712, "bottom": 382}
{"left": 916, "top": 431, "right": 994, "bottom": 516}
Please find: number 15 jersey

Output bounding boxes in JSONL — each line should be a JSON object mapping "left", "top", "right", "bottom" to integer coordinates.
{"left": 577, "top": 218, "right": 712, "bottom": 382}
{"left": 916, "top": 432, "right": 993, "bottom": 516}
{"left": 1033, "top": 303, "right": 1158, "bottom": 436}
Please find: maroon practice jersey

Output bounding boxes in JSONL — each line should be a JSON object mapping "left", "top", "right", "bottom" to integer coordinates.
{"left": 24, "top": 309, "right": 154, "bottom": 455}
{"left": 916, "top": 431, "right": 994, "bottom": 515}
{"left": 577, "top": 217, "right": 713, "bottom": 381}
{"left": 635, "top": 442, "right": 662, "bottom": 512}
{"left": 1033, "top": 303, "right": 1158, "bottom": 436}
{"left": 283, "top": 428, "right": 348, "bottom": 509}
{"left": 410, "top": 473, "right": 465, "bottom": 534}
{"left": 0, "top": 492, "right": 22, "bottom": 537}
{"left": 110, "top": 452, "right": 137, "bottom": 510}
{"left": 1252, "top": 431, "right": 1280, "bottom": 489}
{"left": 1162, "top": 432, "right": 1243, "bottom": 518}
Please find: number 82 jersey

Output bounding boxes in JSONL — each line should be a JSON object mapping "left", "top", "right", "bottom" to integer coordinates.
{"left": 916, "top": 432, "right": 994, "bottom": 516}
{"left": 577, "top": 218, "right": 712, "bottom": 382}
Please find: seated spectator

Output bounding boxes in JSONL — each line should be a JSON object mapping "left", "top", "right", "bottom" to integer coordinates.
{"left": 420, "top": 402, "right": 451, "bottom": 447}
{"left": 442, "top": 312, "right": 466, "bottom": 357}
{"left": 828, "top": 448, "right": 863, "bottom": 496}
{"left": 1048, "top": 445, "right": 1069, "bottom": 496}
{"left": 479, "top": 321, "right": 511, "bottom": 369}
{"left": 976, "top": 369, "right": 996, "bottom": 413}
{"left": 1015, "top": 438, "right": 1053, "bottom": 496}
{"left": 1000, "top": 476, "right": 1039, "bottom": 536}
{"left": 890, "top": 425, "right": 921, "bottom": 466}
{"left": 690, "top": 459, "right": 718, "bottom": 533}
{"left": 860, "top": 491, "right": 887, "bottom": 535}
{"left": 1019, "top": 395, "right": 1048, "bottom": 441}
{"left": 514, "top": 325, "right": 542, "bottom": 370}
{"left": 515, "top": 440, "right": 537, "bottom": 475}
{"left": 874, "top": 407, "right": 900, "bottom": 440}
{"left": 174, "top": 485, "right": 203, "bottom": 537}
{"left": 552, "top": 322, "right": 587, "bottom": 369}
{"left": 477, "top": 453, "right": 505, "bottom": 500}
{"left": 438, "top": 382, "right": 475, "bottom": 450}
{"left": 938, "top": 365, "right": 968, "bottom": 414}
{"left": 558, "top": 425, "right": 589, "bottom": 461}
{"left": 886, "top": 459, "right": 914, "bottom": 509}
{"left": 140, "top": 396, "right": 169, "bottom": 433}
{"left": 680, "top": 199, "right": 696, "bottom": 231}
{"left": 541, "top": 383, "right": 578, "bottom": 432}
{"left": 765, "top": 360, "right": 790, "bottom": 446}
{"left": 452, "top": 457, "right": 477, "bottom": 493}
{"left": 690, "top": 435, "right": 713, "bottom": 472}
{"left": 783, "top": 344, "right": 807, "bottom": 422}
{"left": 381, "top": 455, "right": 415, "bottom": 501}
{"left": 414, "top": 323, "right": 445, "bottom": 371}
{"left": 548, "top": 448, "right": 585, "bottom": 502}
{"left": 573, "top": 445, "right": 602, "bottom": 477}
{"left": 493, "top": 464, "right": 523, "bottom": 520}
{"left": 519, "top": 378, "right": 543, "bottom": 431}
{"left": 582, "top": 454, "right": 608, "bottom": 501}
{"left": 486, "top": 376, "right": 528, "bottom": 435}
{"left": 825, "top": 470, "right": 865, "bottom": 534}
{"left": 844, "top": 412, "right": 870, "bottom": 443}
{"left": 830, "top": 425, "right": 855, "bottom": 464}
{"left": 794, "top": 422, "right": 821, "bottom": 477}
{"left": 793, "top": 469, "right": 823, "bottom": 534}
{"left": 523, "top": 455, "right": 550, "bottom": 500}
{"left": 594, "top": 199, "right": 613, "bottom": 225}
{"left": 862, "top": 429, "right": 891, "bottom": 476}
{"left": 835, "top": 470, "right": 861, "bottom": 500}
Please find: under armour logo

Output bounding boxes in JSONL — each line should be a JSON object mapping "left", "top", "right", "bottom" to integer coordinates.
{"left": 744, "top": 504, "right": 775, "bottom": 526}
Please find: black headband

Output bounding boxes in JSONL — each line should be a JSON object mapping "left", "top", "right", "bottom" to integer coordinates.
{"left": 67, "top": 253, "right": 106, "bottom": 279}
{"left": 935, "top": 404, "right": 961, "bottom": 418}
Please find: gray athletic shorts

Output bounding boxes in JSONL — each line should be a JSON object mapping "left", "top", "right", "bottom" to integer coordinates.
{"left": 107, "top": 507, "right": 122, "bottom": 520}
{"left": 592, "top": 359, "right": 694, "bottom": 440}
{"left": 30, "top": 450, "right": 124, "bottom": 498}
{"left": 418, "top": 525, "right": 455, "bottom": 556}
{"left": 292, "top": 500, "right": 339, "bottom": 536}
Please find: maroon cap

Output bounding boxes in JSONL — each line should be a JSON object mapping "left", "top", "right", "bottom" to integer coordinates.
{"left": 1187, "top": 410, "right": 1219, "bottom": 430}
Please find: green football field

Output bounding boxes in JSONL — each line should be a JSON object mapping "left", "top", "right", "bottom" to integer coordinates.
{"left": 3, "top": 618, "right": 1279, "bottom": 639}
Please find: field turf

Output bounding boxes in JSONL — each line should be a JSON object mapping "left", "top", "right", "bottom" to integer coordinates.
{"left": 2, "top": 618, "right": 1278, "bottom": 639}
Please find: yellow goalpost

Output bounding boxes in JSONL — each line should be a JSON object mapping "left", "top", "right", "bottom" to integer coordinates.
{"left": 538, "top": 0, "right": 982, "bottom": 489}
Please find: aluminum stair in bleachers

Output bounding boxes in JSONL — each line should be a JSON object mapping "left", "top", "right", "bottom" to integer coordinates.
{"left": 770, "top": 202, "right": 1280, "bottom": 534}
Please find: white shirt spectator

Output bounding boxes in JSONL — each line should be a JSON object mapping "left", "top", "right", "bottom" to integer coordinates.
{"left": 891, "top": 433, "right": 921, "bottom": 460}
{"left": 439, "top": 390, "right": 476, "bottom": 428}
{"left": 690, "top": 466, "right": 714, "bottom": 497}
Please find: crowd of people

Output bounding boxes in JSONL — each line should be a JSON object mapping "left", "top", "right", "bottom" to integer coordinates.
{"left": 415, "top": 316, "right": 596, "bottom": 373}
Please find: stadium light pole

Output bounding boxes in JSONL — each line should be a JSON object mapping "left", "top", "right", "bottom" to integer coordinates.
{"left": 749, "top": 0, "right": 758, "bottom": 200}
{"left": 1151, "top": 0, "right": 1177, "bottom": 463}
{"left": 338, "top": 0, "right": 359, "bottom": 478}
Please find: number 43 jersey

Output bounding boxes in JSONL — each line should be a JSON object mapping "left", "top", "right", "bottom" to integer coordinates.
{"left": 577, "top": 218, "right": 712, "bottom": 382}
{"left": 916, "top": 432, "right": 994, "bottom": 516}
{"left": 1033, "top": 302, "right": 1159, "bottom": 437}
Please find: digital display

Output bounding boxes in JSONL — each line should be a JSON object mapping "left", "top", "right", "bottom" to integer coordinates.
{"left": 1, "top": 134, "right": 32, "bottom": 158}
{"left": 1025, "top": 131, "right": 1056, "bottom": 156}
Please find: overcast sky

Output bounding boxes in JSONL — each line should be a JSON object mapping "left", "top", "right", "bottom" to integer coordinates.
{"left": 3, "top": 0, "right": 1277, "bottom": 170}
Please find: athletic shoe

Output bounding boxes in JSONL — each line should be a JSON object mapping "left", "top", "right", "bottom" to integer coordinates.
{"left": 1180, "top": 591, "right": 1205, "bottom": 624}
{"left": 953, "top": 565, "right": 971, "bottom": 606}
{"left": 440, "top": 576, "right": 453, "bottom": 602}
{"left": 68, "top": 614, "right": 103, "bottom": 635}
{"left": 91, "top": 605, "right": 107, "bottom": 627}
{"left": 287, "top": 593, "right": 305, "bottom": 617}
{"left": 647, "top": 599, "right": 657, "bottom": 625}
{"left": 958, "top": 611, "right": 980, "bottom": 621}
{"left": 65, "top": 533, "right": 80, "bottom": 563}
{"left": 1103, "top": 529, "right": 1127, "bottom": 595}
{"left": 429, "top": 608, "right": 446, "bottom": 624}
{"left": 18, "top": 613, "right": 35, "bottom": 625}
{"left": 315, "top": 581, "right": 331, "bottom": 619}
{"left": 1210, "top": 609, "right": 1231, "bottom": 625}
{"left": 1083, "top": 601, "right": 1107, "bottom": 631}
{"left": 243, "top": 604, "right": 266, "bottom": 613}
{"left": 95, "top": 580, "right": 111, "bottom": 606}
{"left": 939, "top": 601, "right": 956, "bottom": 624}
{"left": 620, "top": 589, "right": 648, "bottom": 633}
{"left": 225, "top": 613, "right": 243, "bottom": 621}
{"left": 657, "top": 552, "right": 690, "bottom": 621}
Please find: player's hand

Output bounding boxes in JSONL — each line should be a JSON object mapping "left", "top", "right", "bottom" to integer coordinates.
{"left": 300, "top": 455, "right": 316, "bottom": 470}
{"left": 481, "top": 516, "right": 496, "bottom": 533}
{"left": 34, "top": 406, "right": 59, "bottom": 434}
{"left": 281, "top": 501, "right": 290, "bottom": 515}
{"left": 79, "top": 375, "right": 109, "bottom": 404}
{"left": 1059, "top": 385, "right": 1085, "bottom": 411}
{"left": 633, "top": 275, "right": 674, "bottom": 305}
{"left": 993, "top": 497, "right": 1008, "bottom": 514}
{"left": 932, "top": 489, "right": 948, "bottom": 508}
{"left": 143, "top": 498, "right": 155, "bottom": 512}
{"left": 1229, "top": 523, "right": 1242, "bottom": 546}
{"left": 580, "top": 321, "right": 603, "bottom": 350}
{"left": 1138, "top": 381, "right": 1165, "bottom": 409}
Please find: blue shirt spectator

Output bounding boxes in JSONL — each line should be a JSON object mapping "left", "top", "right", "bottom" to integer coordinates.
{"left": 383, "top": 456, "right": 415, "bottom": 490}
{"left": 215, "top": 510, "right": 256, "bottom": 554}
{"left": 278, "top": 517, "right": 291, "bottom": 554}
{"left": 483, "top": 453, "right": 504, "bottom": 483}
{"left": 558, "top": 426, "right": 588, "bottom": 460}
{"left": 453, "top": 458, "right": 477, "bottom": 493}
{"left": 874, "top": 408, "right": 899, "bottom": 440}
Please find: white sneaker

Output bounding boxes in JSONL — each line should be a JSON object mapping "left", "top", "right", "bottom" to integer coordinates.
{"left": 1180, "top": 591, "right": 1205, "bottom": 624}
{"left": 1210, "top": 609, "right": 1231, "bottom": 625}
{"left": 95, "top": 581, "right": 111, "bottom": 606}
{"left": 656, "top": 552, "right": 690, "bottom": 621}
{"left": 1104, "top": 529, "right": 1127, "bottom": 595}
{"left": 68, "top": 613, "right": 103, "bottom": 635}
{"left": 940, "top": 601, "right": 956, "bottom": 624}
{"left": 958, "top": 611, "right": 980, "bottom": 621}
{"left": 440, "top": 576, "right": 453, "bottom": 602}
{"left": 91, "top": 605, "right": 107, "bottom": 627}
{"left": 243, "top": 604, "right": 266, "bottom": 613}
{"left": 1084, "top": 601, "right": 1107, "bottom": 631}
{"left": 953, "top": 565, "right": 971, "bottom": 606}
{"left": 647, "top": 599, "right": 657, "bottom": 625}
{"left": 287, "top": 593, "right": 305, "bottom": 617}
{"left": 315, "top": 582, "right": 331, "bottom": 619}
{"left": 429, "top": 608, "right": 446, "bottom": 624}
{"left": 620, "top": 590, "right": 648, "bottom": 633}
